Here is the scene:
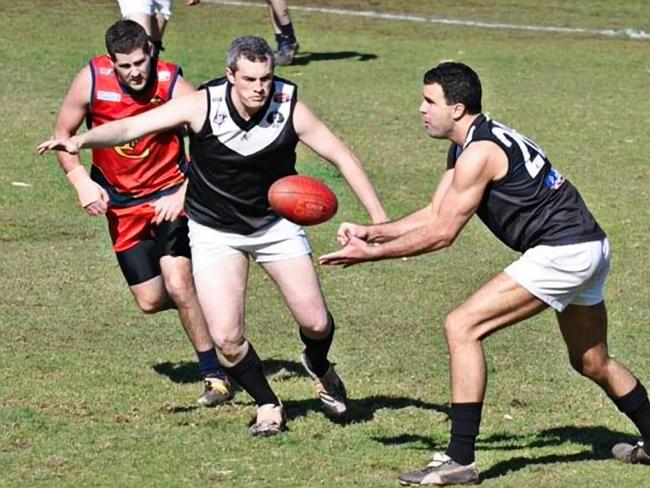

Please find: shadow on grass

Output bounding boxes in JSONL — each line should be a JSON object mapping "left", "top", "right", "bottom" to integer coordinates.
{"left": 375, "top": 425, "right": 636, "bottom": 481}
{"left": 283, "top": 395, "right": 448, "bottom": 424}
{"left": 290, "top": 51, "right": 377, "bottom": 66}
{"left": 152, "top": 358, "right": 308, "bottom": 384}
{"left": 153, "top": 358, "right": 447, "bottom": 424}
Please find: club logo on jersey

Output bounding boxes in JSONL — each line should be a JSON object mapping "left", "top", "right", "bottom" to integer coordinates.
{"left": 544, "top": 168, "right": 566, "bottom": 190}
{"left": 114, "top": 138, "right": 151, "bottom": 159}
{"left": 213, "top": 112, "right": 228, "bottom": 125}
{"left": 273, "top": 92, "right": 291, "bottom": 103}
{"left": 266, "top": 111, "right": 285, "bottom": 126}
{"left": 150, "top": 95, "right": 163, "bottom": 106}
{"left": 97, "top": 90, "right": 122, "bottom": 102}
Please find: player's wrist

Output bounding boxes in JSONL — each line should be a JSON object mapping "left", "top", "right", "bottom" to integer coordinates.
{"left": 66, "top": 166, "right": 100, "bottom": 207}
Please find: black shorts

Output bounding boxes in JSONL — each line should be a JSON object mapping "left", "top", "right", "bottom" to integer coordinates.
{"left": 115, "top": 216, "right": 191, "bottom": 286}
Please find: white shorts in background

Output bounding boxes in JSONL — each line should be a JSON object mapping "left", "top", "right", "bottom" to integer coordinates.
{"left": 188, "top": 218, "right": 312, "bottom": 273}
{"left": 118, "top": 0, "right": 173, "bottom": 19}
{"left": 504, "top": 238, "right": 610, "bottom": 312}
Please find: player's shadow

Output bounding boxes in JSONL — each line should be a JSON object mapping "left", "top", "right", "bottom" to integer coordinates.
{"left": 375, "top": 425, "right": 635, "bottom": 481}
{"left": 152, "top": 358, "right": 307, "bottom": 384}
{"left": 152, "top": 358, "right": 447, "bottom": 422}
{"left": 153, "top": 360, "right": 201, "bottom": 384}
{"left": 290, "top": 51, "right": 377, "bottom": 66}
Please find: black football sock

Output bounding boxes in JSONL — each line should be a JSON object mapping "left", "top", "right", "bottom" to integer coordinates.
{"left": 223, "top": 344, "right": 279, "bottom": 406}
{"left": 611, "top": 380, "right": 650, "bottom": 445}
{"left": 279, "top": 22, "right": 296, "bottom": 43}
{"left": 446, "top": 402, "right": 483, "bottom": 465}
{"left": 196, "top": 348, "right": 223, "bottom": 378}
{"left": 299, "top": 313, "right": 334, "bottom": 378}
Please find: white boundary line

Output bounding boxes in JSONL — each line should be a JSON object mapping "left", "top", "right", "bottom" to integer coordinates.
{"left": 202, "top": 0, "right": 650, "bottom": 41}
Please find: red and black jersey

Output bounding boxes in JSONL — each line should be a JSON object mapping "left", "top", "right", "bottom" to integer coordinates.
{"left": 87, "top": 55, "right": 188, "bottom": 207}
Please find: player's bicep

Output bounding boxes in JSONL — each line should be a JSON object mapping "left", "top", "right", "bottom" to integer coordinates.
{"left": 294, "top": 102, "right": 346, "bottom": 162}
{"left": 54, "top": 67, "right": 91, "bottom": 138}
{"left": 430, "top": 169, "right": 455, "bottom": 215}
{"left": 437, "top": 151, "right": 492, "bottom": 229}
{"left": 124, "top": 91, "right": 202, "bottom": 138}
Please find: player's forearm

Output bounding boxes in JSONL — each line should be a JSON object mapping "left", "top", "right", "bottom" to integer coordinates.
{"left": 366, "top": 204, "right": 433, "bottom": 243}
{"left": 373, "top": 222, "right": 453, "bottom": 259}
{"left": 337, "top": 157, "right": 387, "bottom": 224}
{"left": 77, "top": 119, "right": 136, "bottom": 149}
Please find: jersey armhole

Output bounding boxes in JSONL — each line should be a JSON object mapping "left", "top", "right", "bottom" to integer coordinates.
{"left": 85, "top": 60, "right": 96, "bottom": 130}
{"left": 192, "top": 87, "right": 212, "bottom": 138}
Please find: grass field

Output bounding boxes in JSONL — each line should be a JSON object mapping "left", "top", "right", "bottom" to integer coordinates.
{"left": 1, "top": 1, "right": 650, "bottom": 486}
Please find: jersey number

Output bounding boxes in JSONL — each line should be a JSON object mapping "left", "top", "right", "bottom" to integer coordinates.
{"left": 491, "top": 122, "right": 547, "bottom": 178}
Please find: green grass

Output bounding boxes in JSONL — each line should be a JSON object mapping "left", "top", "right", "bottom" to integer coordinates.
{"left": 1, "top": 1, "right": 650, "bottom": 487}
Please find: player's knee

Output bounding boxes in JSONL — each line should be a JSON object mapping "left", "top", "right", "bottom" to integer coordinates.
{"left": 569, "top": 353, "right": 609, "bottom": 381}
{"left": 299, "top": 312, "right": 330, "bottom": 336}
{"left": 135, "top": 295, "right": 167, "bottom": 314}
{"left": 444, "top": 310, "right": 472, "bottom": 345}
{"left": 163, "top": 273, "right": 194, "bottom": 306}
{"left": 217, "top": 338, "right": 247, "bottom": 365}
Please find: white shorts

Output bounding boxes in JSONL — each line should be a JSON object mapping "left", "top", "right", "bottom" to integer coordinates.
{"left": 504, "top": 238, "right": 610, "bottom": 312}
{"left": 188, "top": 218, "right": 312, "bottom": 273}
{"left": 118, "top": 0, "right": 173, "bottom": 20}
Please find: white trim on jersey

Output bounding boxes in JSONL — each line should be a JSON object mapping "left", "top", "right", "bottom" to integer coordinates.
{"left": 207, "top": 81, "right": 295, "bottom": 157}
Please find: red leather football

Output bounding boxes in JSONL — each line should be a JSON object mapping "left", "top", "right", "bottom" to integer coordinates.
{"left": 268, "top": 175, "right": 338, "bottom": 226}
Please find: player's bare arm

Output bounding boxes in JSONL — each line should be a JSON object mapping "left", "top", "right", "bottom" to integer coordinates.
{"left": 337, "top": 166, "right": 455, "bottom": 246}
{"left": 320, "top": 142, "right": 504, "bottom": 266}
{"left": 38, "top": 89, "right": 207, "bottom": 154}
{"left": 293, "top": 101, "right": 388, "bottom": 224}
{"left": 148, "top": 74, "right": 196, "bottom": 224}
{"left": 52, "top": 66, "right": 109, "bottom": 215}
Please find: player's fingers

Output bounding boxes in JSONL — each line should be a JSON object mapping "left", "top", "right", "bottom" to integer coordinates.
{"left": 36, "top": 140, "right": 57, "bottom": 154}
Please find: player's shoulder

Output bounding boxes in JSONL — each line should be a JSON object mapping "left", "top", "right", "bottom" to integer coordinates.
{"left": 198, "top": 76, "right": 227, "bottom": 91}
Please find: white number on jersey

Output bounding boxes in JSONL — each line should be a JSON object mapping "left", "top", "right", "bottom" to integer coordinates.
{"left": 491, "top": 122, "right": 547, "bottom": 178}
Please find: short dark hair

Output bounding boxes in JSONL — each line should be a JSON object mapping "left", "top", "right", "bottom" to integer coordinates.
{"left": 423, "top": 62, "right": 482, "bottom": 114}
{"left": 105, "top": 20, "right": 149, "bottom": 59}
{"left": 226, "top": 35, "right": 274, "bottom": 72}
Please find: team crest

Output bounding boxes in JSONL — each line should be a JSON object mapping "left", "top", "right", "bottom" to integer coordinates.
{"left": 150, "top": 96, "right": 163, "bottom": 106}
{"left": 114, "top": 138, "right": 151, "bottom": 159}
{"left": 213, "top": 112, "right": 228, "bottom": 125}
{"left": 266, "top": 111, "right": 285, "bottom": 126}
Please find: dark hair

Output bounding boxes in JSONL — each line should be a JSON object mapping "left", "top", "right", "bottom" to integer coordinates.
{"left": 226, "top": 35, "right": 274, "bottom": 72}
{"left": 423, "top": 62, "right": 482, "bottom": 114}
{"left": 105, "top": 20, "right": 149, "bottom": 59}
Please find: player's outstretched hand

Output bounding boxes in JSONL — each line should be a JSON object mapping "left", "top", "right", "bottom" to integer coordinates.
{"left": 336, "top": 222, "right": 369, "bottom": 246}
{"left": 319, "top": 235, "right": 381, "bottom": 268}
{"left": 37, "top": 137, "right": 82, "bottom": 155}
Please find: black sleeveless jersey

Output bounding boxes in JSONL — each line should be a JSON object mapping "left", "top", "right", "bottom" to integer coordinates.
{"left": 186, "top": 76, "right": 299, "bottom": 234}
{"left": 447, "top": 114, "right": 605, "bottom": 253}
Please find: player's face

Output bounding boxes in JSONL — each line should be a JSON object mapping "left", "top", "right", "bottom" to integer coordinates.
{"left": 227, "top": 58, "right": 274, "bottom": 115}
{"left": 419, "top": 83, "right": 455, "bottom": 139}
{"left": 112, "top": 48, "right": 152, "bottom": 91}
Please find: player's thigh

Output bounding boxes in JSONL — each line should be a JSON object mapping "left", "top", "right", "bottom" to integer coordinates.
{"left": 261, "top": 255, "right": 328, "bottom": 327}
{"left": 155, "top": 216, "right": 193, "bottom": 293}
{"left": 192, "top": 252, "right": 250, "bottom": 343}
{"left": 448, "top": 272, "right": 547, "bottom": 341}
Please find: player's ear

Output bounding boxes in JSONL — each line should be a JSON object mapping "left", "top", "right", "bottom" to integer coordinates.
{"left": 226, "top": 67, "right": 235, "bottom": 84}
{"left": 451, "top": 102, "right": 467, "bottom": 121}
{"left": 145, "top": 40, "right": 154, "bottom": 57}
